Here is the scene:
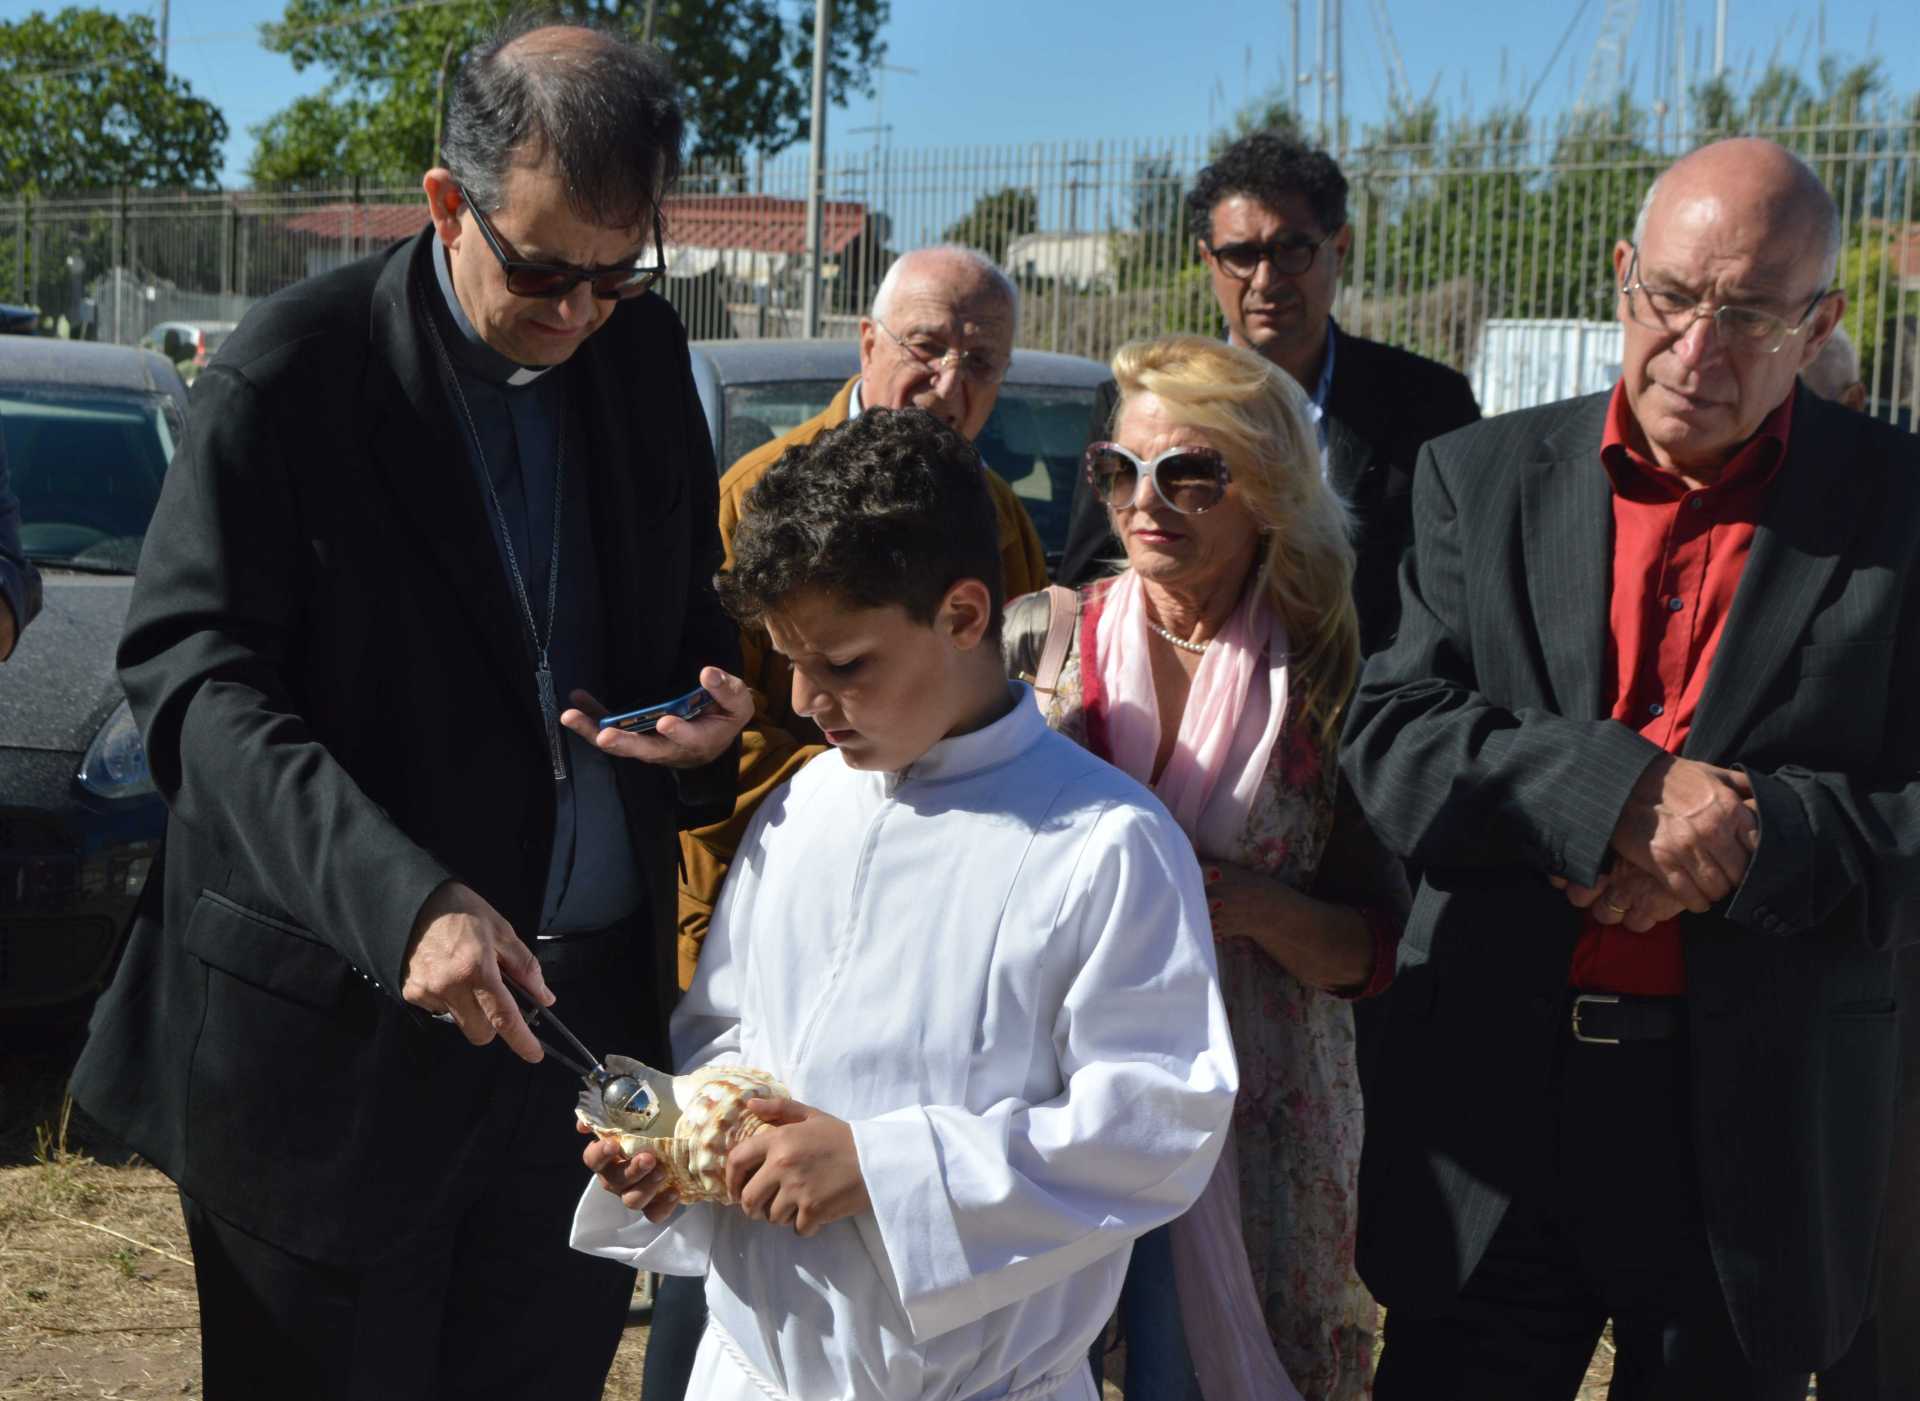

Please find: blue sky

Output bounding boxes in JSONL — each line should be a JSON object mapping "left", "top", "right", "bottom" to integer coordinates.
{"left": 11, "top": 0, "right": 1918, "bottom": 184}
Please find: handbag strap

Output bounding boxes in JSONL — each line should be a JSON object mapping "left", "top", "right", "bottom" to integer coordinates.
{"left": 1032, "top": 583, "right": 1079, "bottom": 706}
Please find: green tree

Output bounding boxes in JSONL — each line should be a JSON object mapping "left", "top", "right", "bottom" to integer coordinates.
{"left": 1209, "top": 86, "right": 1303, "bottom": 158}
{"left": 939, "top": 186, "right": 1037, "bottom": 267}
{"left": 250, "top": 0, "right": 889, "bottom": 185}
{"left": 0, "top": 7, "right": 227, "bottom": 193}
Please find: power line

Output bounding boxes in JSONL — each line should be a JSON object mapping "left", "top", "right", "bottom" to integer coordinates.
{"left": 1521, "top": 0, "right": 1597, "bottom": 119}
{"left": 2, "top": 0, "right": 482, "bottom": 88}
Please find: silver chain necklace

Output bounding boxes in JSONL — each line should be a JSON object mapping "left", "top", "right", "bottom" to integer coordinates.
{"left": 1148, "top": 620, "right": 1209, "bottom": 654}
{"left": 422, "top": 300, "right": 569, "bottom": 782}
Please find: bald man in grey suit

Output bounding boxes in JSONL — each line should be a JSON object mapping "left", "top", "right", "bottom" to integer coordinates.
{"left": 1344, "top": 138, "right": 1920, "bottom": 1397}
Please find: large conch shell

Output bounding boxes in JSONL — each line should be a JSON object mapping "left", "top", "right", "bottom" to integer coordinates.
{"left": 576, "top": 1055, "right": 787, "bottom": 1206}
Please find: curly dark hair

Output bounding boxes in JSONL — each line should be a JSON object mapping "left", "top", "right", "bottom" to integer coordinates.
{"left": 717, "top": 409, "right": 1005, "bottom": 642}
{"left": 1187, "top": 131, "right": 1349, "bottom": 243}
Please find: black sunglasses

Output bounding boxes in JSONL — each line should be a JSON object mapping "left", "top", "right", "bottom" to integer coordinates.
{"left": 457, "top": 183, "right": 668, "bottom": 301}
{"left": 1205, "top": 230, "right": 1336, "bottom": 281}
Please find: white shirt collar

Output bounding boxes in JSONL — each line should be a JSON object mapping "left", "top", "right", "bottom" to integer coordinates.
{"left": 886, "top": 684, "right": 1046, "bottom": 792}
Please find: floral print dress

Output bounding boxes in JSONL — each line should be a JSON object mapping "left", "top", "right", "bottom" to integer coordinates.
{"left": 1010, "top": 579, "right": 1403, "bottom": 1400}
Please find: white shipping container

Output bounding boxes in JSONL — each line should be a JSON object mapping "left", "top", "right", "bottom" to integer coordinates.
{"left": 1468, "top": 319, "right": 1625, "bottom": 416}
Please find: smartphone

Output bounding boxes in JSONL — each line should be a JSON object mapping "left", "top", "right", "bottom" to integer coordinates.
{"left": 599, "top": 686, "right": 716, "bottom": 734}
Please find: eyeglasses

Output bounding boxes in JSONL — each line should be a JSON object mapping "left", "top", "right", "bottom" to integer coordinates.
{"left": 874, "top": 318, "right": 1008, "bottom": 386}
{"left": 457, "top": 184, "right": 668, "bottom": 301}
{"left": 1204, "top": 230, "right": 1337, "bottom": 281}
{"left": 1083, "top": 442, "right": 1232, "bottom": 515}
{"left": 1619, "top": 248, "right": 1834, "bottom": 354}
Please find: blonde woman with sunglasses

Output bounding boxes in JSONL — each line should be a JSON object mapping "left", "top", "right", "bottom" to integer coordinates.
{"left": 1005, "top": 334, "right": 1406, "bottom": 1401}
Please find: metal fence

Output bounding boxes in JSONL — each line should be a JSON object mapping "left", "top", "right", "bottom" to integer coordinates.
{"left": 6, "top": 115, "right": 1917, "bottom": 422}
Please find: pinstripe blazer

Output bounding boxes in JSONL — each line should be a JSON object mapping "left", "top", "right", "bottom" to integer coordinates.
{"left": 1339, "top": 384, "right": 1920, "bottom": 1373}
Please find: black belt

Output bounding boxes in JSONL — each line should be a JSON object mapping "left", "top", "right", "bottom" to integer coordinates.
{"left": 1569, "top": 992, "right": 1684, "bottom": 1045}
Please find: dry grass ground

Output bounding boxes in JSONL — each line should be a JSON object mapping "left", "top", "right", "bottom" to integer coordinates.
{"left": 3, "top": 1034, "right": 1611, "bottom": 1400}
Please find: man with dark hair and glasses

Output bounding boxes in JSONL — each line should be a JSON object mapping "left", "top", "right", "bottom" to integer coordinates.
{"left": 71, "top": 17, "right": 747, "bottom": 1400}
{"left": 1057, "top": 130, "right": 1481, "bottom": 657}
{"left": 1343, "top": 137, "right": 1920, "bottom": 1396}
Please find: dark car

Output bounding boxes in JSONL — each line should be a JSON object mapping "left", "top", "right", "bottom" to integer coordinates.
{"left": 138, "top": 319, "right": 238, "bottom": 383}
{"left": 687, "top": 340, "right": 1113, "bottom": 569}
{"left": 0, "top": 339, "right": 186, "bottom": 1019}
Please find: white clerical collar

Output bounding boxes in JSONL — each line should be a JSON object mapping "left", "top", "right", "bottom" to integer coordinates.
{"left": 434, "top": 242, "right": 556, "bottom": 388}
{"left": 889, "top": 683, "right": 1045, "bottom": 789}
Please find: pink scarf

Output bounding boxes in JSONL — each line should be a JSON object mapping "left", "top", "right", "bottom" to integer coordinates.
{"left": 1096, "top": 569, "right": 1290, "bottom": 861}
{"left": 1091, "top": 569, "right": 1301, "bottom": 1401}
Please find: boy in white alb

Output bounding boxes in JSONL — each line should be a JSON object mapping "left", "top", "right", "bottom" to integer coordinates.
{"left": 572, "top": 408, "right": 1236, "bottom": 1401}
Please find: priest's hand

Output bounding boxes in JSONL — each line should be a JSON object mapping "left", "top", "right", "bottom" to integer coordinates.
{"left": 725, "top": 1098, "right": 871, "bottom": 1237}
{"left": 402, "top": 879, "right": 549, "bottom": 1063}
{"left": 579, "top": 1128, "right": 680, "bottom": 1223}
{"left": 561, "top": 666, "right": 751, "bottom": 770}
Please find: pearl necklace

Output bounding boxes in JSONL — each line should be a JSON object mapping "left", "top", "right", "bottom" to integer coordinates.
{"left": 1148, "top": 621, "right": 1209, "bottom": 654}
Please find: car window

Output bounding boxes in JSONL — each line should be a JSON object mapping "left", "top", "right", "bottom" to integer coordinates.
{"left": 719, "top": 373, "right": 1098, "bottom": 564}
{"left": 3, "top": 388, "right": 181, "bottom": 572}
{"left": 975, "top": 384, "right": 1099, "bottom": 562}
{"left": 720, "top": 379, "right": 845, "bottom": 467}
{"left": 201, "top": 328, "right": 232, "bottom": 354}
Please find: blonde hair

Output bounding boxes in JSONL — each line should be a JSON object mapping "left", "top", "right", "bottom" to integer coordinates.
{"left": 1109, "top": 334, "right": 1361, "bottom": 750}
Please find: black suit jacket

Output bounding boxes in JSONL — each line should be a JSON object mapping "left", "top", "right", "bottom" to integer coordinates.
{"left": 70, "top": 230, "right": 739, "bottom": 1265}
{"left": 1055, "top": 325, "right": 1481, "bottom": 654}
{"left": 1340, "top": 386, "right": 1920, "bottom": 1372}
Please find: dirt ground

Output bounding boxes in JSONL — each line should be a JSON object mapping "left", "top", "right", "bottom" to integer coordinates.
{"left": 1, "top": 1031, "right": 1611, "bottom": 1399}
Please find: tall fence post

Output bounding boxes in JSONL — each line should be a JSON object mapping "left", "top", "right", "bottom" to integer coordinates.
{"left": 13, "top": 196, "right": 26, "bottom": 305}
{"left": 112, "top": 187, "right": 129, "bottom": 343}
{"left": 220, "top": 195, "right": 237, "bottom": 297}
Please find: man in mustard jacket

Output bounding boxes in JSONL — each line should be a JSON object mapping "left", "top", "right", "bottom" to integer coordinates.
{"left": 678, "top": 246, "right": 1046, "bottom": 979}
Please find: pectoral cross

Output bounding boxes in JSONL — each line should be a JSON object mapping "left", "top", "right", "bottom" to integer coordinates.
{"left": 536, "top": 661, "right": 567, "bottom": 782}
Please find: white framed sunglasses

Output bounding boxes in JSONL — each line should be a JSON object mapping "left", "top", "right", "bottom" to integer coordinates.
{"left": 1082, "top": 441, "right": 1232, "bottom": 515}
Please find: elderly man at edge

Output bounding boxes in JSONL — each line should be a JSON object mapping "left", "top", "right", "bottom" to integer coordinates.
{"left": 1343, "top": 137, "right": 1920, "bottom": 1396}
{"left": 1800, "top": 324, "right": 1920, "bottom": 1401}
{"left": 1802, "top": 322, "right": 1869, "bottom": 412}
{"left": 675, "top": 245, "right": 1047, "bottom": 973}
{"left": 68, "top": 19, "right": 746, "bottom": 1400}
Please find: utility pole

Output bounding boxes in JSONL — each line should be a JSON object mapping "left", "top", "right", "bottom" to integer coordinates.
{"left": 1674, "top": 0, "right": 1688, "bottom": 138}
{"left": 1333, "top": 0, "right": 1344, "bottom": 152}
{"left": 642, "top": 0, "right": 659, "bottom": 43}
{"left": 158, "top": 0, "right": 170, "bottom": 73}
{"left": 1291, "top": 0, "right": 1301, "bottom": 127}
{"left": 802, "top": 0, "right": 830, "bottom": 339}
{"left": 1714, "top": 0, "right": 1727, "bottom": 78}
{"left": 1315, "top": 0, "right": 1328, "bottom": 144}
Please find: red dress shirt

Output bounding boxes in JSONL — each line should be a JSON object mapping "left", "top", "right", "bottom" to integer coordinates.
{"left": 1569, "top": 384, "right": 1794, "bottom": 996}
